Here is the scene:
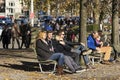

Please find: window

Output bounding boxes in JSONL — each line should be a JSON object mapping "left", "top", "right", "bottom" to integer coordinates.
{"left": 9, "top": 2, "right": 15, "bottom": 6}
{"left": 9, "top": 8, "right": 14, "bottom": 13}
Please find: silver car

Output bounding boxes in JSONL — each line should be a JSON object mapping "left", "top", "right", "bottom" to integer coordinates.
{"left": 0, "top": 26, "right": 3, "bottom": 37}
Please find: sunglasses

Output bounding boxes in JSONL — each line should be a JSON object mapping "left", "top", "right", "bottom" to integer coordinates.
{"left": 61, "top": 34, "right": 65, "bottom": 35}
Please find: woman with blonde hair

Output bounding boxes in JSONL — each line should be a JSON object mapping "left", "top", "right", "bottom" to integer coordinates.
{"left": 36, "top": 31, "right": 65, "bottom": 75}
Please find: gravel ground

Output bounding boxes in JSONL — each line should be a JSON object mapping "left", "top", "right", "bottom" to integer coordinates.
{"left": 0, "top": 49, "right": 120, "bottom": 80}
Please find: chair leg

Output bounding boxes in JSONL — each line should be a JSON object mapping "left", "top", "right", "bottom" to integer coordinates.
{"left": 53, "top": 63, "right": 57, "bottom": 72}
{"left": 100, "top": 54, "right": 103, "bottom": 62}
{"left": 39, "top": 63, "right": 43, "bottom": 72}
{"left": 92, "top": 57, "right": 94, "bottom": 65}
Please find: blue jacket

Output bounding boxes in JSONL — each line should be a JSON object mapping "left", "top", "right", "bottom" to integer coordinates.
{"left": 87, "top": 34, "right": 99, "bottom": 50}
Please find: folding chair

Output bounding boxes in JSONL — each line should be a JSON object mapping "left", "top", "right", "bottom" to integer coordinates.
{"left": 33, "top": 48, "right": 57, "bottom": 73}
{"left": 38, "top": 59, "right": 57, "bottom": 73}
{"left": 89, "top": 51, "right": 103, "bottom": 65}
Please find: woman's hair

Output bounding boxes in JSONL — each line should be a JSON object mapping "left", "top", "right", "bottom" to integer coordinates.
{"left": 38, "top": 31, "right": 46, "bottom": 39}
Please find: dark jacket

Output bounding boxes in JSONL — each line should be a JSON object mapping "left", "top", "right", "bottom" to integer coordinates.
{"left": 36, "top": 39, "right": 53, "bottom": 61}
{"left": 55, "top": 40, "right": 77, "bottom": 57}
{"left": 19, "top": 24, "right": 31, "bottom": 36}
{"left": 1, "top": 28, "right": 11, "bottom": 44}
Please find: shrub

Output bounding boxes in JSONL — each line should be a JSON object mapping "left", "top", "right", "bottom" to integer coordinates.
{"left": 71, "top": 24, "right": 99, "bottom": 34}
{"left": 87, "top": 24, "right": 99, "bottom": 32}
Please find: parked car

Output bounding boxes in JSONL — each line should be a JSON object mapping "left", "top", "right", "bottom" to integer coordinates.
{"left": 0, "top": 24, "right": 4, "bottom": 37}
{"left": 1, "top": 17, "right": 12, "bottom": 24}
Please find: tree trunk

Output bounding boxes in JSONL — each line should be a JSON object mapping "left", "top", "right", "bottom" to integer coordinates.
{"left": 79, "top": 0, "right": 87, "bottom": 46}
{"left": 112, "top": 0, "right": 120, "bottom": 46}
{"left": 93, "top": 0, "right": 100, "bottom": 25}
{"left": 112, "top": 0, "right": 120, "bottom": 57}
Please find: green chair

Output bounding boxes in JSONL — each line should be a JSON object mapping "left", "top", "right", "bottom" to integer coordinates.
{"left": 33, "top": 48, "right": 57, "bottom": 73}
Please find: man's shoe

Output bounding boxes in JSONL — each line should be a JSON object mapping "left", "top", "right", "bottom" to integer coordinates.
{"left": 82, "top": 50, "right": 92, "bottom": 55}
{"left": 76, "top": 67, "right": 86, "bottom": 73}
{"left": 102, "top": 60, "right": 112, "bottom": 65}
{"left": 63, "top": 69, "right": 73, "bottom": 74}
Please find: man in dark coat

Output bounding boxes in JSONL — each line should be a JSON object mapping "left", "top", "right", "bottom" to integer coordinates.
{"left": 19, "top": 21, "right": 31, "bottom": 48}
{"left": 1, "top": 25, "right": 11, "bottom": 49}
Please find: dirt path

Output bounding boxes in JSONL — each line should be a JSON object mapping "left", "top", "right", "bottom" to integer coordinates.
{"left": 0, "top": 49, "right": 120, "bottom": 80}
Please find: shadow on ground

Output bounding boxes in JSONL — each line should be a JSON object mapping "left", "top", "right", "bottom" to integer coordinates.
{"left": 0, "top": 61, "right": 40, "bottom": 72}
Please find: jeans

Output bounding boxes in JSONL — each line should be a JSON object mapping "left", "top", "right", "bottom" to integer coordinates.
{"left": 49, "top": 53, "right": 64, "bottom": 66}
{"left": 82, "top": 55, "right": 89, "bottom": 65}
{"left": 73, "top": 45, "right": 90, "bottom": 65}
{"left": 64, "top": 56, "right": 80, "bottom": 73}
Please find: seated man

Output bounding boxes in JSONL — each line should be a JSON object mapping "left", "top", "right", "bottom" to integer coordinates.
{"left": 87, "top": 31, "right": 112, "bottom": 64}
{"left": 55, "top": 30, "right": 94, "bottom": 69}
{"left": 46, "top": 31, "right": 83, "bottom": 73}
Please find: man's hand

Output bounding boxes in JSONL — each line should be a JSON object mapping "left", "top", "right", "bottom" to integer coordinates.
{"left": 80, "top": 43, "right": 85, "bottom": 46}
{"left": 59, "top": 41, "right": 65, "bottom": 45}
{"left": 96, "top": 47, "right": 101, "bottom": 53}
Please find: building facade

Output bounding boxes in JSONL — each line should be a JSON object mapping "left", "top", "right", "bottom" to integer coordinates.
{"left": 0, "top": 0, "right": 25, "bottom": 19}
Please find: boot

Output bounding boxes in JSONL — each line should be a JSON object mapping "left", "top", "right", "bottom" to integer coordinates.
{"left": 56, "top": 66, "right": 64, "bottom": 75}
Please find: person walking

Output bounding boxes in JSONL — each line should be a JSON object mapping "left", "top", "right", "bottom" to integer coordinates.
{"left": 19, "top": 21, "right": 31, "bottom": 49}
{"left": 11, "top": 20, "right": 20, "bottom": 49}
{"left": 1, "top": 25, "right": 11, "bottom": 49}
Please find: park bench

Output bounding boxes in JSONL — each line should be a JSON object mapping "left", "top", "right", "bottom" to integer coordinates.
{"left": 89, "top": 51, "right": 103, "bottom": 65}
{"left": 31, "top": 27, "right": 57, "bottom": 73}
{"left": 33, "top": 48, "right": 57, "bottom": 73}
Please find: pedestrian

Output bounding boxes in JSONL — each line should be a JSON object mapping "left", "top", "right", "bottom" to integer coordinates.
{"left": 19, "top": 21, "right": 31, "bottom": 49}
{"left": 1, "top": 25, "right": 11, "bottom": 49}
{"left": 11, "top": 20, "right": 20, "bottom": 49}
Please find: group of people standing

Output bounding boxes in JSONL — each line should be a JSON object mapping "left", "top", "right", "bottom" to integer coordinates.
{"left": 0, "top": 20, "right": 31, "bottom": 49}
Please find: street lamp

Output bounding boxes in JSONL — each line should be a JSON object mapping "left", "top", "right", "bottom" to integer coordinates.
{"left": 30, "top": 0, "right": 34, "bottom": 27}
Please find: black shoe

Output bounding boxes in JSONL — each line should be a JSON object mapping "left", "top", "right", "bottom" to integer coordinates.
{"left": 63, "top": 69, "right": 74, "bottom": 74}
{"left": 76, "top": 67, "right": 86, "bottom": 73}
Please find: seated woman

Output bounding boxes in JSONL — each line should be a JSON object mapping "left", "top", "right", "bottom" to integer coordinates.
{"left": 35, "top": 31, "right": 64, "bottom": 75}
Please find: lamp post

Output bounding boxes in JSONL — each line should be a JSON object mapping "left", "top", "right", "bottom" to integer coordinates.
{"left": 30, "top": 0, "right": 34, "bottom": 27}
